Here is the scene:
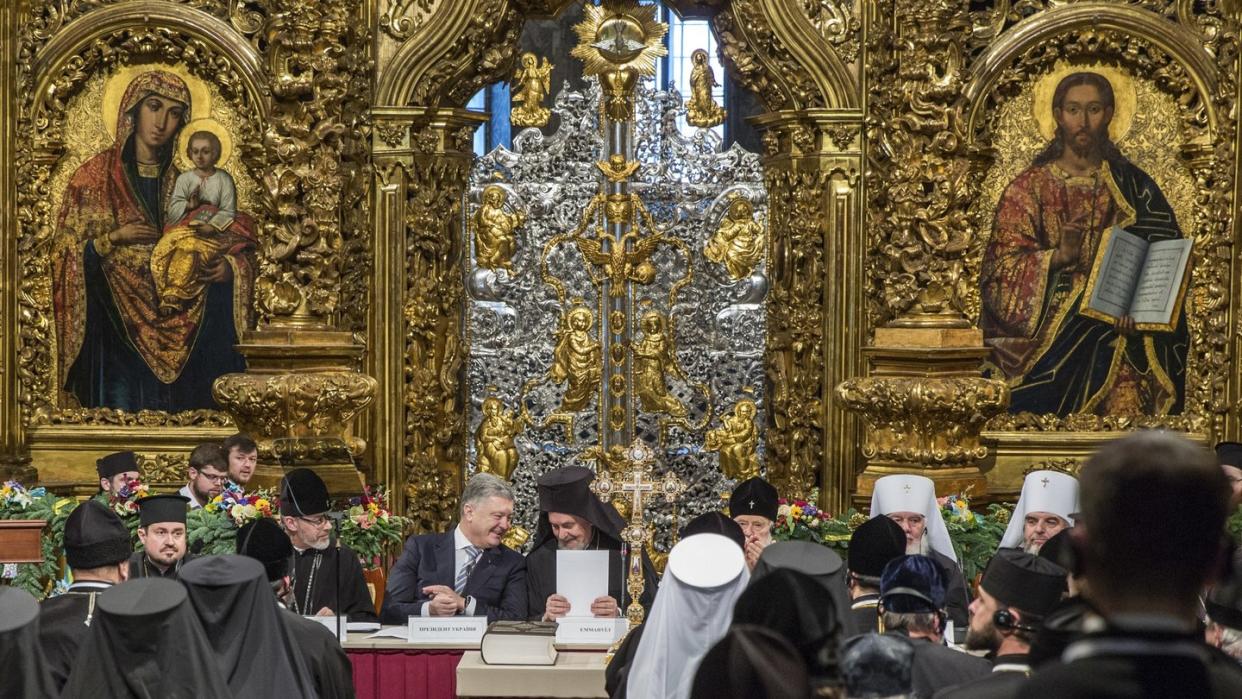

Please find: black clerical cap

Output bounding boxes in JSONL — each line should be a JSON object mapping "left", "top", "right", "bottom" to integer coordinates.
{"left": 536, "top": 466, "right": 625, "bottom": 540}
{"left": 980, "top": 548, "right": 1067, "bottom": 618}
{"left": 98, "top": 577, "right": 187, "bottom": 618}
{"left": 0, "top": 586, "right": 38, "bottom": 635}
{"left": 1217, "top": 442, "right": 1242, "bottom": 468}
{"left": 754, "top": 540, "right": 843, "bottom": 580}
{"left": 690, "top": 625, "right": 810, "bottom": 699}
{"left": 63, "top": 499, "right": 132, "bottom": 570}
{"left": 1206, "top": 580, "right": 1242, "bottom": 632}
{"left": 879, "top": 555, "right": 944, "bottom": 613}
{"left": 841, "top": 634, "right": 914, "bottom": 697}
{"left": 681, "top": 511, "right": 746, "bottom": 550}
{"left": 96, "top": 451, "right": 139, "bottom": 480}
{"left": 1037, "top": 527, "right": 1080, "bottom": 577}
{"left": 236, "top": 518, "right": 293, "bottom": 582}
{"left": 848, "top": 515, "right": 906, "bottom": 579}
{"left": 279, "top": 468, "right": 330, "bottom": 516}
{"left": 729, "top": 477, "right": 778, "bottom": 521}
{"left": 137, "top": 494, "right": 190, "bottom": 527}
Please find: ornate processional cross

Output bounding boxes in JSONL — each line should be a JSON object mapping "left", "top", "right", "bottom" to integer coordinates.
{"left": 590, "top": 439, "right": 684, "bottom": 625}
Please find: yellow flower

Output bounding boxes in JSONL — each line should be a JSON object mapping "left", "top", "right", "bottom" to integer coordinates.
{"left": 255, "top": 498, "right": 270, "bottom": 511}
{"left": 789, "top": 505, "right": 803, "bottom": 519}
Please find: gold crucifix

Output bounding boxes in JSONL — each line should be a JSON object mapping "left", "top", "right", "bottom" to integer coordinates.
{"left": 589, "top": 439, "right": 684, "bottom": 625}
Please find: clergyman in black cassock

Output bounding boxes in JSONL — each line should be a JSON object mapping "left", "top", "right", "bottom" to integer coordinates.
{"left": 1, "top": 587, "right": 57, "bottom": 699}
{"left": 237, "top": 516, "right": 356, "bottom": 698}
{"left": 934, "top": 549, "right": 1067, "bottom": 699}
{"left": 526, "top": 466, "right": 656, "bottom": 621}
{"left": 878, "top": 555, "right": 990, "bottom": 697}
{"left": 281, "top": 467, "right": 379, "bottom": 623}
{"left": 181, "top": 555, "right": 318, "bottom": 697}
{"left": 127, "top": 493, "right": 194, "bottom": 579}
{"left": 846, "top": 515, "right": 907, "bottom": 634}
{"left": 60, "top": 577, "right": 232, "bottom": 698}
{"left": 37, "top": 499, "right": 133, "bottom": 692}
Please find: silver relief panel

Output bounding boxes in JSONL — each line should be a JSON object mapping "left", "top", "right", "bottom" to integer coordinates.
{"left": 465, "top": 81, "right": 767, "bottom": 549}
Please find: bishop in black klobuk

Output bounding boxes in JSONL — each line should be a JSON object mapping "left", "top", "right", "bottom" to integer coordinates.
{"left": 526, "top": 466, "right": 657, "bottom": 621}
{"left": 280, "top": 467, "right": 379, "bottom": 623}
{"left": 935, "top": 549, "right": 1067, "bottom": 699}
{"left": 845, "top": 515, "right": 908, "bottom": 634}
{"left": 236, "top": 517, "right": 356, "bottom": 697}
{"left": 61, "top": 578, "right": 232, "bottom": 698}
{"left": 128, "top": 493, "right": 193, "bottom": 579}
{"left": 180, "top": 555, "right": 318, "bottom": 697}
{"left": 36, "top": 499, "right": 133, "bottom": 692}
{"left": 1, "top": 587, "right": 57, "bottom": 699}
{"left": 627, "top": 533, "right": 751, "bottom": 699}
{"left": 729, "top": 476, "right": 778, "bottom": 571}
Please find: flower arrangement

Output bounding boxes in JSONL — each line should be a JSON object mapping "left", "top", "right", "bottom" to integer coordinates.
{"left": 187, "top": 484, "right": 280, "bottom": 556}
{"left": 771, "top": 489, "right": 855, "bottom": 558}
{"left": 0, "top": 481, "right": 76, "bottom": 599}
{"left": 338, "top": 486, "right": 410, "bottom": 570}
{"left": 938, "top": 493, "right": 1011, "bottom": 582}
{"left": 103, "top": 477, "right": 149, "bottom": 518}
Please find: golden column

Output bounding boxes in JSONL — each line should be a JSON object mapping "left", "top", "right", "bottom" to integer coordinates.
{"left": 211, "top": 0, "right": 376, "bottom": 494}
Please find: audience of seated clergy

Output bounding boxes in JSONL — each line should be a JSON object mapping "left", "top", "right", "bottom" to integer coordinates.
{"left": 690, "top": 625, "right": 812, "bottom": 699}
{"left": 1019, "top": 431, "right": 1242, "bottom": 698}
{"left": 181, "top": 555, "right": 318, "bottom": 697}
{"left": 877, "top": 555, "right": 991, "bottom": 696}
{"left": 61, "top": 578, "right": 233, "bottom": 698}
{"left": 526, "top": 466, "right": 657, "bottom": 621}
{"left": 381, "top": 472, "right": 527, "bottom": 623}
{"left": 95, "top": 450, "right": 140, "bottom": 495}
{"left": 281, "top": 467, "right": 379, "bottom": 623}
{"left": 1216, "top": 441, "right": 1242, "bottom": 509}
{"left": 128, "top": 494, "right": 193, "bottom": 579}
{"left": 37, "top": 500, "right": 132, "bottom": 692}
{"left": 1, "top": 587, "right": 57, "bottom": 699}
{"left": 732, "top": 567, "right": 846, "bottom": 694}
{"left": 223, "top": 432, "right": 258, "bottom": 487}
{"left": 999, "top": 470, "right": 1078, "bottom": 554}
{"left": 841, "top": 633, "right": 915, "bottom": 699}
{"left": 730, "top": 476, "right": 778, "bottom": 570}
{"left": 179, "top": 442, "right": 229, "bottom": 509}
{"left": 933, "top": 549, "right": 1067, "bottom": 698}
{"left": 871, "top": 474, "right": 972, "bottom": 628}
{"left": 627, "top": 531, "right": 751, "bottom": 699}
{"left": 237, "top": 517, "right": 356, "bottom": 698}
{"left": 846, "top": 515, "right": 908, "bottom": 634}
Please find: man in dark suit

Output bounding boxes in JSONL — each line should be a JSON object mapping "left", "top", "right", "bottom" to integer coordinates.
{"left": 381, "top": 472, "right": 527, "bottom": 623}
{"left": 1019, "top": 432, "right": 1242, "bottom": 698}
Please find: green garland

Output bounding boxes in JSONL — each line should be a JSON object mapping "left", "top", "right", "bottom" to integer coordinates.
{"left": 0, "top": 485, "right": 76, "bottom": 598}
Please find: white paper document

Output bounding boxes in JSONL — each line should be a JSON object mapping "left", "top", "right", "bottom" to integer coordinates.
{"left": 366, "top": 626, "right": 413, "bottom": 640}
{"left": 556, "top": 549, "right": 609, "bottom": 618}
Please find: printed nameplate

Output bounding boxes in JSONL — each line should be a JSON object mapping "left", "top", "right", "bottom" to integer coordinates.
{"left": 408, "top": 615, "right": 488, "bottom": 644}
{"left": 555, "top": 617, "right": 628, "bottom": 645}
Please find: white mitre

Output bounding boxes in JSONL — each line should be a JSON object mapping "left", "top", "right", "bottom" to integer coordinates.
{"left": 626, "top": 533, "right": 749, "bottom": 699}
{"left": 999, "top": 470, "right": 1079, "bottom": 549}
{"left": 869, "top": 474, "right": 957, "bottom": 564}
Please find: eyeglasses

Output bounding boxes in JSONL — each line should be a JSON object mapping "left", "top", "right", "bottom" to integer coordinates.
{"left": 298, "top": 515, "right": 331, "bottom": 527}
{"left": 195, "top": 472, "right": 228, "bottom": 484}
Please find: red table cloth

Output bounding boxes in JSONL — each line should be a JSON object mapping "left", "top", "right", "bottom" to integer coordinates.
{"left": 349, "top": 648, "right": 466, "bottom": 699}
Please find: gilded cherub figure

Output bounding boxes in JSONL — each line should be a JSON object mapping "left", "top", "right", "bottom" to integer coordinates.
{"left": 510, "top": 53, "right": 553, "bottom": 128}
{"left": 704, "top": 197, "right": 764, "bottom": 280}
{"left": 575, "top": 230, "right": 663, "bottom": 297}
{"left": 596, "top": 154, "right": 640, "bottom": 183}
{"left": 472, "top": 185, "right": 525, "bottom": 273}
{"left": 686, "top": 49, "right": 726, "bottom": 128}
{"left": 475, "top": 397, "right": 526, "bottom": 480}
{"left": 550, "top": 306, "right": 602, "bottom": 412}
{"left": 634, "top": 311, "right": 688, "bottom": 417}
{"left": 705, "top": 399, "right": 760, "bottom": 480}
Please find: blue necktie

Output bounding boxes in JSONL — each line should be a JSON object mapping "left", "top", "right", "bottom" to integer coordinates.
{"left": 455, "top": 546, "right": 481, "bottom": 594}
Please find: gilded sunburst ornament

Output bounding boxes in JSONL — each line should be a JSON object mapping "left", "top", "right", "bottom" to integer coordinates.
{"left": 571, "top": 1, "right": 668, "bottom": 77}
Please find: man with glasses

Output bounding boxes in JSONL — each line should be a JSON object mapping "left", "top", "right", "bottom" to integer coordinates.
{"left": 179, "top": 442, "right": 229, "bottom": 508}
{"left": 128, "top": 494, "right": 193, "bottom": 579}
{"left": 281, "top": 467, "right": 379, "bottom": 623}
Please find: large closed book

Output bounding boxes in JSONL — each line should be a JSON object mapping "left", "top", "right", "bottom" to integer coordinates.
{"left": 479, "top": 621, "right": 559, "bottom": 665}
